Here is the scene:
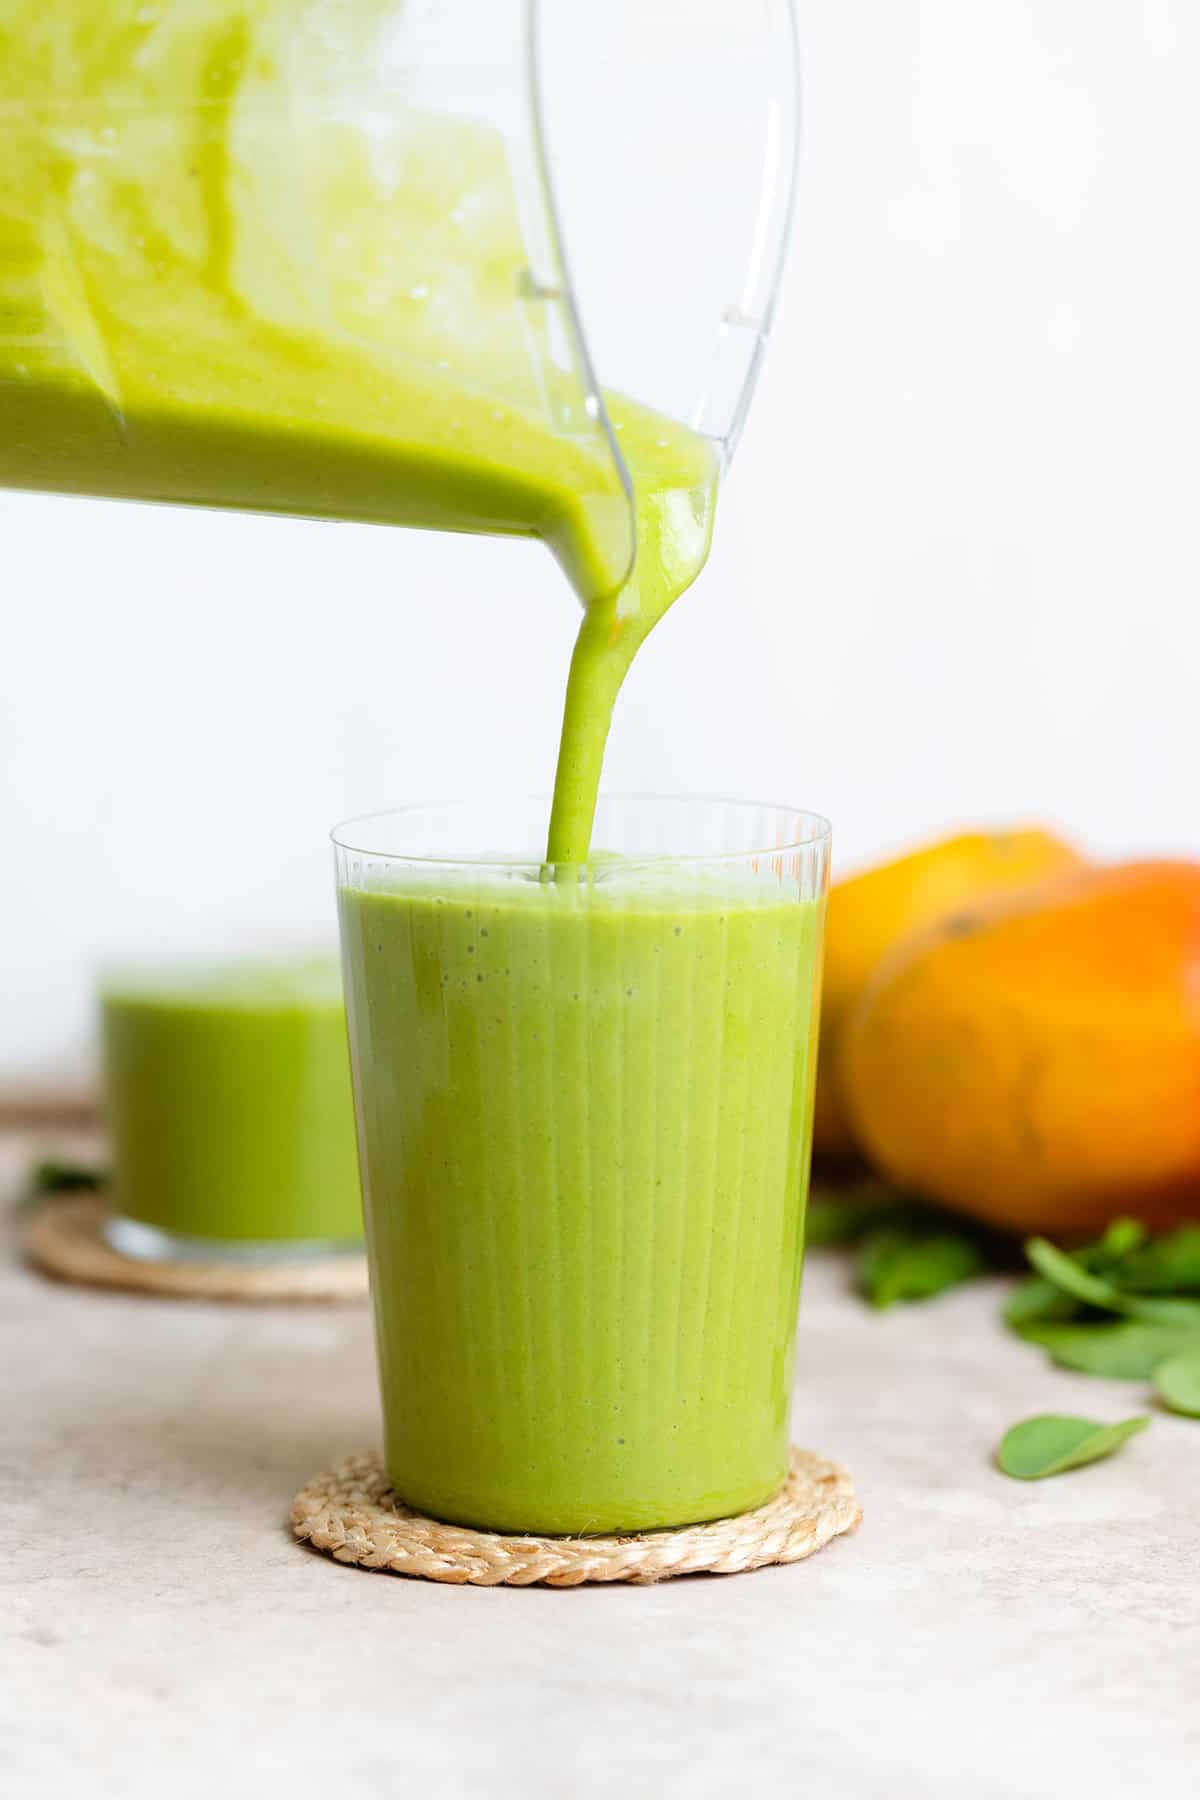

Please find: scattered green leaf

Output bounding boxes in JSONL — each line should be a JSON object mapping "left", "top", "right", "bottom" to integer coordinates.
{"left": 1031, "top": 1321, "right": 1200, "bottom": 1381}
{"left": 1004, "top": 1274, "right": 1080, "bottom": 1334}
{"left": 1025, "top": 1237, "right": 1200, "bottom": 1327}
{"left": 805, "top": 1180, "right": 908, "bottom": 1246}
{"left": 1123, "top": 1293, "right": 1200, "bottom": 1326}
{"left": 806, "top": 1172, "right": 1001, "bottom": 1306}
{"left": 31, "top": 1158, "right": 106, "bottom": 1194}
{"left": 996, "top": 1413, "right": 1149, "bottom": 1480}
{"left": 1085, "top": 1217, "right": 1148, "bottom": 1269}
{"left": 1154, "top": 1348, "right": 1200, "bottom": 1417}
{"left": 808, "top": 1176, "right": 1200, "bottom": 1407}
{"left": 1025, "top": 1237, "right": 1129, "bottom": 1312}
{"left": 1117, "top": 1227, "right": 1200, "bottom": 1295}
{"left": 857, "top": 1227, "right": 985, "bottom": 1308}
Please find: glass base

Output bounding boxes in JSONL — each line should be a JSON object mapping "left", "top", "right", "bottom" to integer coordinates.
{"left": 104, "top": 1214, "right": 364, "bottom": 1266}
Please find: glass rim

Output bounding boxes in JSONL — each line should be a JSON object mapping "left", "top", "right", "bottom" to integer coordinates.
{"left": 330, "top": 792, "right": 831, "bottom": 870}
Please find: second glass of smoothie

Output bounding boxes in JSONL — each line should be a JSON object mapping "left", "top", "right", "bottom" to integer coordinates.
{"left": 336, "top": 797, "right": 829, "bottom": 1536}
{"left": 102, "top": 954, "right": 362, "bottom": 1262}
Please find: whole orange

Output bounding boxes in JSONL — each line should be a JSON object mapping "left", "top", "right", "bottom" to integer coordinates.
{"left": 815, "top": 829, "right": 1083, "bottom": 1157}
{"left": 840, "top": 861, "right": 1200, "bottom": 1234}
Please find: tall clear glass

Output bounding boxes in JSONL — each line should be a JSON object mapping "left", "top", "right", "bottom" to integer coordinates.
{"left": 334, "top": 796, "right": 830, "bottom": 1535}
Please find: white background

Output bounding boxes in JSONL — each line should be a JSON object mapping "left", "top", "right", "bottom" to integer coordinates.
{"left": 3, "top": 0, "right": 1199, "bottom": 1093}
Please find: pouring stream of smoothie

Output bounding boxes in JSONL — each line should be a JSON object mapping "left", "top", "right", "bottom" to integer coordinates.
{"left": 545, "top": 408, "right": 716, "bottom": 865}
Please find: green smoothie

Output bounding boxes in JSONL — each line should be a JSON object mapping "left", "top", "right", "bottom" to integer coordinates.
{"left": 102, "top": 956, "right": 362, "bottom": 1249}
{"left": 339, "top": 867, "right": 823, "bottom": 1534}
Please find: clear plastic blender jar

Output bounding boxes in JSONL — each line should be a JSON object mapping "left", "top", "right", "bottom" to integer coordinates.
{"left": 0, "top": 0, "right": 798, "bottom": 602}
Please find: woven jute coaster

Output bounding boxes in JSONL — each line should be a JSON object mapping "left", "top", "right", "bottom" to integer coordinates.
{"left": 292, "top": 1448, "right": 861, "bottom": 1587}
{"left": 21, "top": 1195, "right": 369, "bottom": 1303}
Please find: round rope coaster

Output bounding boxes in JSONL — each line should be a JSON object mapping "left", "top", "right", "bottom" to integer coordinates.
{"left": 292, "top": 1448, "right": 861, "bottom": 1587}
{"left": 21, "top": 1195, "right": 369, "bottom": 1304}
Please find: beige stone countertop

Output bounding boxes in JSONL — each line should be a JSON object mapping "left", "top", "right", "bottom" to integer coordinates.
{"left": 3, "top": 1132, "right": 1197, "bottom": 1799}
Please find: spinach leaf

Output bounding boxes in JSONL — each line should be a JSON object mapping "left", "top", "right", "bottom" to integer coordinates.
{"left": 1117, "top": 1227, "right": 1200, "bottom": 1295}
{"left": 1024, "top": 1237, "right": 1129, "bottom": 1312}
{"left": 806, "top": 1180, "right": 908, "bottom": 1246}
{"left": 1085, "top": 1217, "right": 1148, "bottom": 1270}
{"left": 32, "top": 1158, "right": 106, "bottom": 1194}
{"left": 996, "top": 1413, "right": 1149, "bottom": 1480}
{"left": 1154, "top": 1347, "right": 1200, "bottom": 1417}
{"left": 857, "top": 1227, "right": 984, "bottom": 1309}
{"left": 1004, "top": 1274, "right": 1080, "bottom": 1334}
{"left": 1031, "top": 1321, "right": 1200, "bottom": 1381}
{"left": 1025, "top": 1237, "right": 1200, "bottom": 1327}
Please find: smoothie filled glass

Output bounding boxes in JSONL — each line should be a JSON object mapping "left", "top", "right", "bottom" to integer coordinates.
{"left": 101, "top": 954, "right": 362, "bottom": 1261}
{"left": 335, "top": 796, "right": 829, "bottom": 1535}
